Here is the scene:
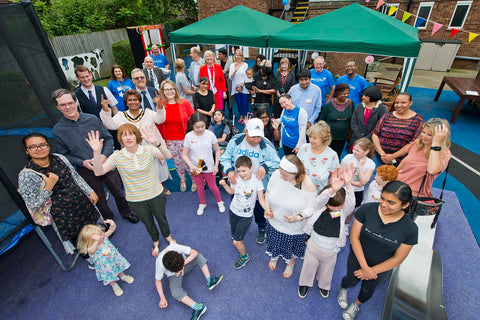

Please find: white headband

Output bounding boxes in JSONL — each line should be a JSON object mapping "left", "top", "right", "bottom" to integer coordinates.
{"left": 280, "top": 157, "right": 298, "bottom": 173}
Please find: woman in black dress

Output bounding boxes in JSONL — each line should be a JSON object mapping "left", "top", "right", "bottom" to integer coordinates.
{"left": 18, "top": 133, "right": 100, "bottom": 251}
{"left": 193, "top": 76, "right": 215, "bottom": 124}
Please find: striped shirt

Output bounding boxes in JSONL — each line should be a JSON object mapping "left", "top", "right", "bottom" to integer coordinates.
{"left": 106, "top": 145, "right": 163, "bottom": 202}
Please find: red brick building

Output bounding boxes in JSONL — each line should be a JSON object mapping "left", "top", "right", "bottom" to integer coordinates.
{"left": 197, "top": 0, "right": 480, "bottom": 71}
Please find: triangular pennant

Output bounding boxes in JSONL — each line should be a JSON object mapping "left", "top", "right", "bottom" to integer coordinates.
{"left": 388, "top": 6, "right": 398, "bottom": 16}
{"left": 450, "top": 28, "right": 460, "bottom": 38}
{"left": 469, "top": 32, "right": 479, "bottom": 43}
{"left": 431, "top": 22, "right": 443, "bottom": 36}
{"left": 402, "top": 12, "right": 412, "bottom": 23}
{"left": 376, "top": 0, "right": 385, "bottom": 9}
{"left": 415, "top": 17, "right": 426, "bottom": 28}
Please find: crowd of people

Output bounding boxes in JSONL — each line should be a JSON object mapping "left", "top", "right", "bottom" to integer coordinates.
{"left": 17, "top": 48, "right": 452, "bottom": 320}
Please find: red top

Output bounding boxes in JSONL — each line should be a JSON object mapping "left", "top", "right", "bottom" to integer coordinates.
{"left": 157, "top": 99, "right": 194, "bottom": 140}
{"left": 199, "top": 64, "right": 227, "bottom": 92}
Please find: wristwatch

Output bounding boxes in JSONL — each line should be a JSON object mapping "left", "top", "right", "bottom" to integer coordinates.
{"left": 430, "top": 146, "right": 441, "bottom": 151}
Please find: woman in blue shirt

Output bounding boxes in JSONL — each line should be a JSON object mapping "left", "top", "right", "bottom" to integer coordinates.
{"left": 278, "top": 93, "right": 308, "bottom": 155}
{"left": 108, "top": 65, "right": 135, "bottom": 112}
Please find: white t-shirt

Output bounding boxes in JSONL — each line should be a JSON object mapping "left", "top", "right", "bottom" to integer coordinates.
{"left": 341, "top": 154, "right": 376, "bottom": 192}
{"left": 237, "top": 139, "right": 261, "bottom": 173}
{"left": 184, "top": 130, "right": 217, "bottom": 173}
{"left": 362, "top": 180, "right": 382, "bottom": 204}
{"left": 155, "top": 243, "right": 191, "bottom": 280}
{"left": 230, "top": 176, "right": 264, "bottom": 218}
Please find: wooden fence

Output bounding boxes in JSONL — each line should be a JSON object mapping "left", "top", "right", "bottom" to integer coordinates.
{"left": 49, "top": 28, "right": 128, "bottom": 79}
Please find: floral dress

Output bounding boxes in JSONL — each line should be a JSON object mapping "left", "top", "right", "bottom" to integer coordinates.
{"left": 92, "top": 237, "right": 130, "bottom": 285}
{"left": 297, "top": 143, "right": 339, "bottom": 192}
{"left": 19, "top": 154, "right": 99, "bottom": 242}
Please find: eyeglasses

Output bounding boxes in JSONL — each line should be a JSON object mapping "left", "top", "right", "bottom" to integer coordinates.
{"left": 26, "top": 143, "right": 49, "bottom": 151}
{"left": 133, "top": 76, "right": 146, "bottom": 80}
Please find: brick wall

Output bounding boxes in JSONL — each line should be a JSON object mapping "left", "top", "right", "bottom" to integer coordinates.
{"left": 197, "top": 0, "right": 480, "bottom": 69}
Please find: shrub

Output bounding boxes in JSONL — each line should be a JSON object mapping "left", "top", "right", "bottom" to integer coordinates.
{"left": 112, "top": 40, "right": 135, "bottom": 75}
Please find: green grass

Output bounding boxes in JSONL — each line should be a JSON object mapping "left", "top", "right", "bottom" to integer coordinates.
{"left": 93, "top": 78, "right": 110, "bottom": 87}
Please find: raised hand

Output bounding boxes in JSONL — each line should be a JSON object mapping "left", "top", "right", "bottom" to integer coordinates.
{"left": 330, "top": 169, "right": 344, "bottom": 192}
{"left": 432, "top": 123, "right": 449, "bottom": 145}
{"left": 153, "top": 90, "right": 163, "bottom": 109}
{"left": 100, "top": 96, "right": 111, "bottom": 112}
{"left": 85, "top": 130, "right": 103, "bottom": 153}
{"left": 141, "top": 125, "right": 158, "bottom": 146}
{"left": 343, "top": 163, "right": 355, "bottom": 186}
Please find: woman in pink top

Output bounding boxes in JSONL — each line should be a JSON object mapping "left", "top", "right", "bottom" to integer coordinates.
{"left": 157, "top": 80, "right": 195, "bottom": 192}
{"left": 397, "top": 118, "right": 451, "bottom": 197}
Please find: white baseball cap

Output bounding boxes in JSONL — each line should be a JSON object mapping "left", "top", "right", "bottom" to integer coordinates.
{"left": 245, "top": 118, "right": 264, "bottom": 137}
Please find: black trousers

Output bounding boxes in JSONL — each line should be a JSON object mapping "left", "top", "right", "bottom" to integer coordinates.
{"left": 76, "top": 167, "right": 132, "bottom": 220}
{"left": 341, "top": 250, "right": 391, "bottom": 303}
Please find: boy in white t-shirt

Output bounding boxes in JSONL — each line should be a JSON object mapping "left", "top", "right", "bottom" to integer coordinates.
{"left": 219, "top": 156, "right": 266, "bottom": 269}
{"left": 155, "top": 242, "right": 223, "bottom": 320}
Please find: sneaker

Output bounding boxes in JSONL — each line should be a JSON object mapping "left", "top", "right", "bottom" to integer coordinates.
{"left": 88, "top": 262, "right": 95, "bottom": 270}
{"left": 112, "top": 283, "right": 123, "bottom": 296}
{"left": 337, "top": 287, "right": 349, "bottom": 309}
{"left": 121, "top": 275, "right": 134, "bottom": 284}
{"left": 342, "top": 303, "right": 360, "bottom": 320}
{"left": 217, "top": 201, "right": 225, "bottom": 213}
{"left": 319, "top": 288, "right": 329, "bottom": 298}
{"left": 256, "top": 228, "right": 266, "bottom": 245}
{"left": 233, "top": 253, "right": 250, "bottom": 269}
{"left": 298, "top": 286, "right": 309, "bottom": 299}
{"left": 197, "top": 204, "right": 207, "bottom": 216}
{"left": 207, "top": 275, "right": 223, "bottom": 290}
{"left": 191, "top": 304, "right": 207, "bottom": 320}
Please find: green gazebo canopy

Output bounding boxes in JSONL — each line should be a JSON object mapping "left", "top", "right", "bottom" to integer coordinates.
{"left": 169, "top": 5, "right": 292, "bottom": 48}
{"left": 269, "top": 3, "right": 421, "bottom": 58}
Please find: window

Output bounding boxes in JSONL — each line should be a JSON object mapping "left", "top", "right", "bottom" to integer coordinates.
{"left": 449, "top": 1, "right": 472, "bottom": 29}
{"left": 381, "top": 3, "right": 400, "bottom": 18}
{"left": 415, "top": 2, "right": 434, "bottom": 29}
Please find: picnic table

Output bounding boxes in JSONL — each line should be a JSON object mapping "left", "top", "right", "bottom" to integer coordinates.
{"left": 434, "top": 76, "right": 480, "bottom": 123}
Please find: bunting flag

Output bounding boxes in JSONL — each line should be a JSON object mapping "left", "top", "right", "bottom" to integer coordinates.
{"left": 469, "top": 32, "right": 478, "bottom": 43}
{"left": 450, "top": 28, "right": 460, "bottom": 38}
{"left": 402, "top": 12, "right": 412, "bottom": 23}
{"left": 415, "top": 17, "right": 426, "bottom": 28}
{"left": 431, "top": 22, "right": 443, "bottom": 36}
{"left": 388, "top": 6, "right": 398, "bottom": 16}
{"left": 376, "top": 0, "right": 385, "bottom": 10}
{"left": 366, "top": 0, "right": 371, "bottom": 3}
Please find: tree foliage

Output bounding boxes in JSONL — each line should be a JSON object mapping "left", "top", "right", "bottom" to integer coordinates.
{"left": 32, "top": 0, "right": 197, "bottom": 37}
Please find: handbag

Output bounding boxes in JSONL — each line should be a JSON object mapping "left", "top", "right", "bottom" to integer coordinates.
{"left": 20, "top": 168, "right": 53, "bottom": 226}
{"left": 409, "top": 164, "right": 449, "bottom": 228}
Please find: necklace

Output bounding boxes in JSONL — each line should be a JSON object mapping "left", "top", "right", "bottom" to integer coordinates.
{"left": 124, "top": 108, "right": 145, "bottom": 123}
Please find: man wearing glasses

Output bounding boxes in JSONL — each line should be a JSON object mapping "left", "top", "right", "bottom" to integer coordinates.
{"left": 132, "top": 68, "right": 159, "bottom": 111}
{"left": 335, "top": 61, "right": 367, "bottom": 106}
{"left": 52, "top": 88, "right": 138, "bottom": 224}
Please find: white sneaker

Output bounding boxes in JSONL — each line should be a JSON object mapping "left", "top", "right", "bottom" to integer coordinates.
{"left": 337, "top": 287, "right": 349, "bottom": 309}
{"left": 217, "top": 201, "right": 225, "bottom": 213}
{"left": 197, "top": 204, "right": 207, "bottom": 216}
{"left": 343, "top": 303, "right": 360, "bottom": 320}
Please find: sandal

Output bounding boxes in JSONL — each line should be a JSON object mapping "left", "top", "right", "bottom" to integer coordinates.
{"left": 283, "top": 263, "right": 295, "bottom": 278}
{"left": 268, "top": 259, "right": 278, "bottom": 271}
{"left": 180, "top": 180, "right": 187, "bottom": 192}
{"left": 151, "top": 244, "right": 160, "bottom": 257}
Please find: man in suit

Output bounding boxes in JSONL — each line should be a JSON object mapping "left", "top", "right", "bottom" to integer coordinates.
{"left": 143, "top": 56, "right": 166, "bottom": 90}
{"left": 74, "top": 65, "right": 118, "bottom": 117}
{"left": 132, "top": 68, "right": 159, "bottom": 111}
{"left": 75, "top": 65, "right": 120, "bottom": 149}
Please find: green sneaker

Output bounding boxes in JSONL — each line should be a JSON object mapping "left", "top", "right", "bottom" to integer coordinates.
{"left": 256, "top": 228, "right": 266, "bottom": 244}
{"left": 233, "top": 253, "right": 250, "bottom": 269}
{"left": 191, "top": 303, "right": 207, "bottom": 320}
{"left": 207, "top": 275, "right": 223, "bottom": 290}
